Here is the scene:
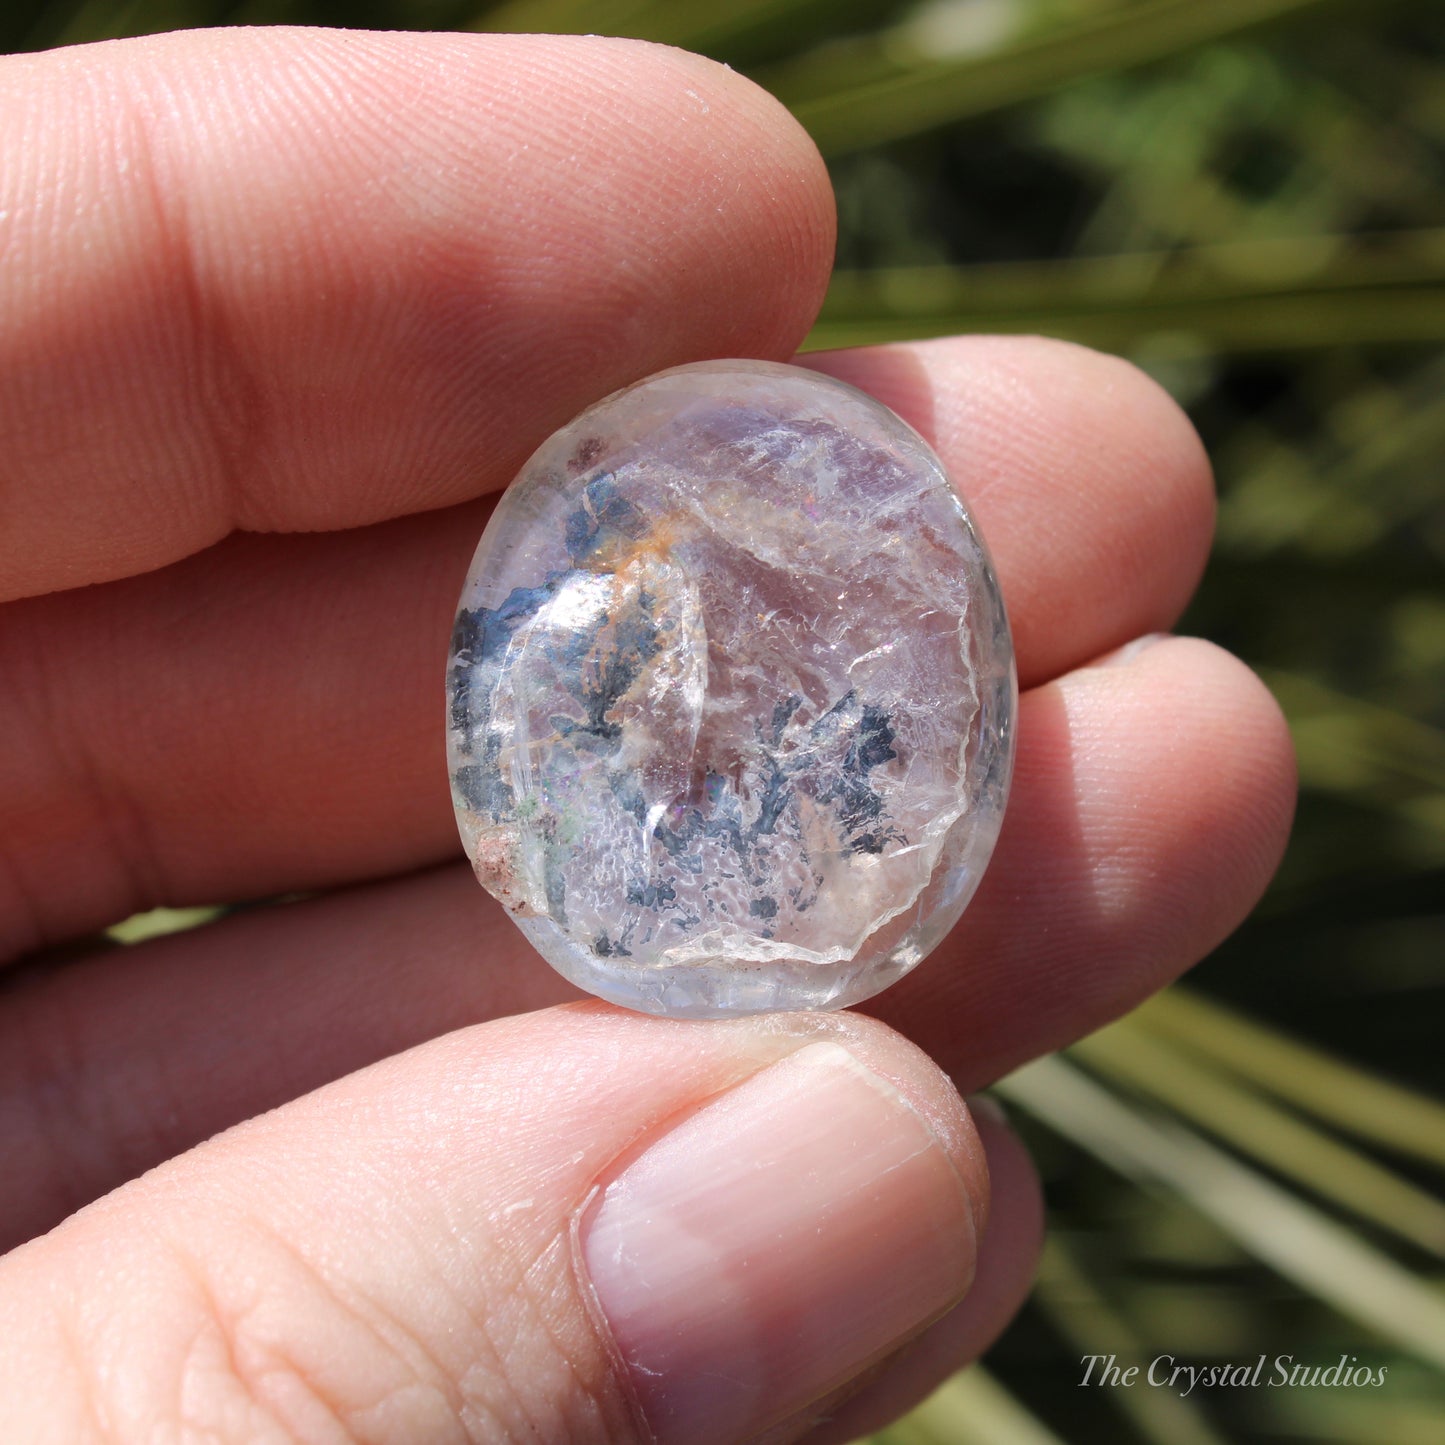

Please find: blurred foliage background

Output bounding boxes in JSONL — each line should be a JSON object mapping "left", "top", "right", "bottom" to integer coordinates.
{"left": 11, "top": 0, "right": 1445, "bottom": 1441}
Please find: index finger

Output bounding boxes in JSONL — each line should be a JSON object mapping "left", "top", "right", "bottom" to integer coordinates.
{"left": 0, "top": 28, "right": 834, "bottom": 601}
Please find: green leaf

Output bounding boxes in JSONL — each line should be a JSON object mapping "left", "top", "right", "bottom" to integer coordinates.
{"left": 1032, "top": 1235, "right": 1236, "bottom": 1445}
{"left": 1072, "top": 1016, "right": 1445, "bottom": 1255}
{"left": 776, "top": 0, "right": 1356, "bottom": 156}
{"left": 997, "top": 1054, "right": 1445, "bottom": 1370}
{"left": 807, "top": 230, "right": 1445, "bottom": 353}
{"left": 1136, "top": 990, "right": 1445, "bottom": 1169}
{"left": 870, "top": 1365, "right": 1070, "bottom": 1445}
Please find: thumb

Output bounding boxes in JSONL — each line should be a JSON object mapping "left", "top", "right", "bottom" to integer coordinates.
{"left": 0, "top": 1003, "right": 989, "bottom": 1444}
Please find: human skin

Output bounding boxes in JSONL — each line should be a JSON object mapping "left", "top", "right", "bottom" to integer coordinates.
{"left": 0, "top": 28, "right": 1295, "bottom": 1444}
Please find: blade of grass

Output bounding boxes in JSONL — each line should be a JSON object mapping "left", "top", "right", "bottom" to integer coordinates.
{"left": 778, "top": 0, "right": 1359, "bottom": 156}
{"left": 871, "top": 1364, "right": 1070, "bottom": 1445}
{"left": 472, "top": 0, "right": 876, "bottom": 56}
{"left": 1134, "top": 990, "right": 1445, "bottom": 1170}
{"left": 1033, "top": 1234, "right": 1236, "bottom": 1445}
{"left": 106, "top": 905, "right": 225, "bottom": 945}
{"left": 1252, "top": 1387, "right": 1445, "bottom": 1443}
{"left": 1264, "top": 668, "right": 1445, "bottom": 799}
{"left": 806, "top": 286, "right": 1445, "bottom": 353}
{"left": 807, "top": 231, "right": 1445, "bottom": 353}
{"left": 996, "top": 1054, "right": 1445, "bottom": 1370}
{"left": 1070, "top": 1018, "right": 1445, "bottom": 1256}
{"left": 822, "top": 229, "right": 1445, "bottom": 315}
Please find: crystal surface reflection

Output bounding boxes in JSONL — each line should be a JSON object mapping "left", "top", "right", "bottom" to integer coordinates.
{"left": 447, "top": 361, "right": 1014, "bottom": 1017}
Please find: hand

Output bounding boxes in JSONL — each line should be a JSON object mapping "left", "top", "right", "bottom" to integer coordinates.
{"left": 0, "top": 28, "right": 1294, "bottom": 1444}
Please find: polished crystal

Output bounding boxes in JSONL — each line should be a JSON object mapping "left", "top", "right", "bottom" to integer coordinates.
{"left": 447, "top": 360, "right": 1014, "bottom": 1017}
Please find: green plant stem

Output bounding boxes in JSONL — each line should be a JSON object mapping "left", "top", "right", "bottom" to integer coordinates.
{"left": 780, "top": 0, "right": 1360, "bottom": 155}
{"left": 1071, "top": 1018, "right": 1445, "bottom": 1256}
{"left": 996, "top": 1054, "right": 1445, "bottom": 1370}
{"left": 872, "top": 1366, "right": 1070, "bottom": 1445}
{"left": 1033, "top": 1235, "right": 1235, "bottom": 1445}
{"left": 807, "top": 231, "right": 1445, "bottom": 353}
{"left": 1135, "top": 991, "right": 1445, "bottom": 1169}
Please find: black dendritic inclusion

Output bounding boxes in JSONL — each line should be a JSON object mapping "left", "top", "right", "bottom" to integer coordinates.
{"left": 449, "top": 575, "right": 567, "bottom": 817}
{"left": 449, "top": 472, "right": 649, "bottom": 810}
{"left": 450, "top": 473, "right": 662, "bottom": 925}
{"left": 643, "top": 689, "right": 906, "bottom": 949}
{"left": 551, "top": 588, "right": 660, "bottom": 747}
{"left": 651, "top": 690, "right": 902, "bottom": 862}
{"left": 564, "top": 473, "right": 647, "bottom": 562}
{"left": 449, "top": 472, "right": 909, "bottom": 955}
{"left": 827, "top": 699, "right": 902, "bottom": 856}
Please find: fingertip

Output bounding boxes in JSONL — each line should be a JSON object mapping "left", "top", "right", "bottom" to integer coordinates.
{"left": 1133, "top": 635, "right": 1298, "bottom": 903}
{"left": 579, "top": 1016, "right": 983, "bottom": 1445}
{"left": 943, "top": 335, "right": 1217, "bottom": 630}
{"left": 468, "top": 33, "right": 836, "bottom": 366}
{"left": 1028, "top": 634, "right": 1297, "bottom": 994}
{"left": 613, "top": 38, "right": 839, "bottom": 334}
{"left": 804, "top": 335, "right": 1218, "bottom": 685}
{"left": 1075, "top": 633, "right": 1287, "bottom": 866}
{"left": 0, "top": 28, "right": 839, "bottom": 597}
{"left": 871, "top": 632, "right": 1297, "bottom": 1086}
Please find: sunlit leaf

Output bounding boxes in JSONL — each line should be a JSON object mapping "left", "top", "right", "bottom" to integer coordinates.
{"left": 1072, "top": 1016, "right": 1445, "bottom": 1254}
{"left": 775, "top": 0, "right": 1355, "bottom": 155}
{"left": 1136, "top": 990, "right": 1445, "bottom": 1170}
{"left": 869, "top": 1364, "right": 1070, "bottom": 1445}
{"left": 997, "top": 1055, "right": 1445, "bottom": 1370}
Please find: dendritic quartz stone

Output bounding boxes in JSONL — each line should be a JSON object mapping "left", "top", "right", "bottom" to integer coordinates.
{"left": 447, "top": 361, "right": 1015, "bottom": 1017}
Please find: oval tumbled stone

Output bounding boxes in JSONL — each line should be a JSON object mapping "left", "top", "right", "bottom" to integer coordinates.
{"left": 446, "top": 360, "right": 1015, "bottom": 1017}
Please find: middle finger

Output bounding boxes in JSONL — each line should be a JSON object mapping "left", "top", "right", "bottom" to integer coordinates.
{"left": 0, "top": 335, "right": 1215, "bottom": 960}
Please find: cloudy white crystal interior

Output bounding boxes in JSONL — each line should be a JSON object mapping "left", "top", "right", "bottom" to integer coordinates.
{"left": 447, "top": 360, "right": 1015, "bottom": 1017}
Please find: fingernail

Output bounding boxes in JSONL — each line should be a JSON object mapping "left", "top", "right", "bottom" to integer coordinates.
{"left": 581, "top": 1041, "right": 976, "bottom": 1445}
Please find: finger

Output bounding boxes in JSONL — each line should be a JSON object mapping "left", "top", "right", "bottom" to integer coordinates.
{"left": 0, "top": 339, "right": 1213, "bottom": 955}
{"left": 0, "top": 864, "right": 580, "bottom": 1252}
{"left": 804, "top": 335, "right": 1216, "bottom": 688}
{"left": 801, "top": 1104, "right": 1043, "bottom": 1444}
{"left": 0, "top": 636, "right": 1293, "bottom": 1249}
{"left": 0, "top": 508, "right": 490, "bottom": 957}
{"left": 869, "top": 633, "right": 1297, "bottom": 1080}
{"left": 0, "top": 1006, "right": 997, "bottom": 1445}
{"left": 0, "top": 28, "right": 833, "bottom": 601}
